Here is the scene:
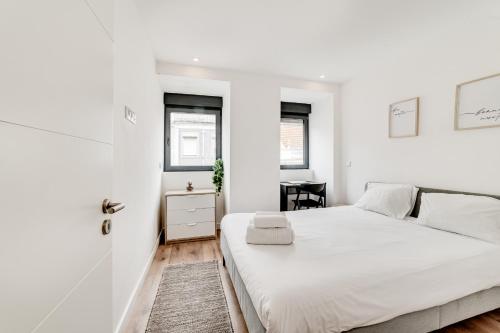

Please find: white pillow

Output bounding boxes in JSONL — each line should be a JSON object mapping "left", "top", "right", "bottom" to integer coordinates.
{"left": 367, "top": 182, "right": 419, "bottom": 216}
{"left": 418, "top": 193, "right": 500, "bottom": 244}
{"left": 355, "top": 185, "right": 414, "bottom": 219}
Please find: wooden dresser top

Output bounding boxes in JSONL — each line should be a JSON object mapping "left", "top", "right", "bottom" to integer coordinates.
{"left": 165, "top": 189, "right": 215, "bottom": 196}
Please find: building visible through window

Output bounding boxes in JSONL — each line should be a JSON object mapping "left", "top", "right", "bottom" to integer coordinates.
{"left": 170, "top": 113, "right": 216, "bottom": 166}
{"left": 280, "top": 118, "right": 305, "bottom": 166}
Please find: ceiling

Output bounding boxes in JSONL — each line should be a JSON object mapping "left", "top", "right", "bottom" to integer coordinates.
{"left": 137, "top": 0, "right": 500, "bottom": 82}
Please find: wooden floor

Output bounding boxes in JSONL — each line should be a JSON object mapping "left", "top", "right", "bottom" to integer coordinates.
{"left": 122, "top": 237, "right": 500, "bottom": 333}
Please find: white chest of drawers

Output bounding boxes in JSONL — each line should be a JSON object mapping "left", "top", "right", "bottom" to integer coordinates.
{"left": 164, "top": 189, "right": 216, "bottom": 244}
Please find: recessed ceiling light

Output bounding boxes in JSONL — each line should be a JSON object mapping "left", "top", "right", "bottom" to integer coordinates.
{"left": 193, "top": 57, "right": 200, "bottom": 62}
{"left": 319, "top": 74, "right": 325, "bottom": 79}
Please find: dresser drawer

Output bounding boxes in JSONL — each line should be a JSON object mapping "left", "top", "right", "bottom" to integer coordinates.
{"left": 167, "top": 207, "right": 214, "bottom": 225}
{"left": 166, "top": 221, "right": 215, "bottom": 241}
{"left": 167, "top": 194, "right": 214, "bottom": 210}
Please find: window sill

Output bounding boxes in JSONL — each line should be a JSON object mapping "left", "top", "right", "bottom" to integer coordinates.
{"left": 164, "top": 166, "right": 214, "bottom": 172}
{"left": 280, "top": 166, "right": 309, "bottom": 170}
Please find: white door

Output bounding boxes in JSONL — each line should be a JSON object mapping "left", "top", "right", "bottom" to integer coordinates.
{"left": 0, "top": 0, "right": 114, "bottom": 332}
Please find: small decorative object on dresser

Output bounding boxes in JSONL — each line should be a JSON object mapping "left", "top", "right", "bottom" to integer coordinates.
{"left": 186, "top": 181, "right": 193, "bottom": 192}
{"left": 389, "top": 97, "right": 419, "bottom": 138}
{"left": 455, "top": 73, "right": 500, "bottom": 131}
{"left": 164, "top": 189, "right": 216, "bottom": 244}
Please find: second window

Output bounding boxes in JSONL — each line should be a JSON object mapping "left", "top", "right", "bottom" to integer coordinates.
{"left": 280, "top": 102, "right": 310, "bottom": 169}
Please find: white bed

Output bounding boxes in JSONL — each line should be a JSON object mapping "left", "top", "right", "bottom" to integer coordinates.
{"left": 221, "top": 206, "right": 500, "bottom": 333}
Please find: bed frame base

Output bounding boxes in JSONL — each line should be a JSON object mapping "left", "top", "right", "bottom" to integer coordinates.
{"left": 221, "top": 231, "right": 500, "bottom": 333}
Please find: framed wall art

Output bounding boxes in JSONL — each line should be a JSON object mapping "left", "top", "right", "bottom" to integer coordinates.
{"left": 389, "top": 97, "right": 419, "bottom": 138}
{"left": 455, "top": 73, "right": 500, "bottom": 130}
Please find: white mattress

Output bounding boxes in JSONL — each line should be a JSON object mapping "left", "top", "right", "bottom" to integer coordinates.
{"left": 221, "top": 206, "right": 500, "bottom": 333}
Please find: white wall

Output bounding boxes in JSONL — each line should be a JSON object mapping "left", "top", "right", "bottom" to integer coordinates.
{"left": 113, "top": 0, "right": 163, "bottom": 331}
{"left": 230, "top": 75, "right": 281, "bottom": 212}
{"left": 157, "top": 62, "right": 339, "bottom": 213}
{"left": 310, "top": 95, "right": 335, "bottom": 206}
{"left": 339, "top": 14, "right": 500, "bottom": 204}
{"left": 280, "top": 169, "right": 314, "bottom": 182}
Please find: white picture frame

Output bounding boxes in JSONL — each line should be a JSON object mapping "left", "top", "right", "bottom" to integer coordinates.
{"left": 455, "top": 73, "right": 500, "bottom": 131}
{"left": 389, "top": 97, "right": 419, "bottom": 138}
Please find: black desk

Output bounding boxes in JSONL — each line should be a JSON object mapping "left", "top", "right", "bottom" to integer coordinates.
{"left": 280, "top": 181, "right": 326, "bottom": 211}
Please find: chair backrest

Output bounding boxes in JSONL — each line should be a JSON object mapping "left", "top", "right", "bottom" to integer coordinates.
{"left": 300, "top": 183, "right": 326, "bottom": 196}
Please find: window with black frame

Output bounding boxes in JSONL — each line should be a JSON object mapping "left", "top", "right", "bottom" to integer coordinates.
{"left": 164, "top": 93, "right": 222, "bottom": 172}
{"left": 280, "top": 102, "right": 310, "bottom": 169}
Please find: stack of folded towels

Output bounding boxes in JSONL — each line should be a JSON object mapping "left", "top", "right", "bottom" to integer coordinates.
{"left": 246, "top": 211, "right": 295, "bottom": 245}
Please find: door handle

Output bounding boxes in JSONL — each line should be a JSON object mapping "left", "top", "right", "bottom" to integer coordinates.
{"left": 102, "top": 199, "right": 125, "bottom": 214}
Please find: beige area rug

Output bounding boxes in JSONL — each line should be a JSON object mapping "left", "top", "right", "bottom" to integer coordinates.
{"left": 146, "top": 260, "right": 234, "bottom": 333}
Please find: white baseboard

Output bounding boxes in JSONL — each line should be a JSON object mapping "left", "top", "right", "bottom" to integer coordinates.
{"left": 114, "top": 231, "right": 162, "bottom": 333}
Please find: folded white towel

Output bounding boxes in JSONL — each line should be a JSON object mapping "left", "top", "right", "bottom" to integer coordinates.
{"left": 253, "top": 212, "right": 288, "bottom": 228}
{"left": 246, "top": 221, "right": 295, "bottom": 245}
{"left": 255, "top": 211, "right": 284, "bottom": 216}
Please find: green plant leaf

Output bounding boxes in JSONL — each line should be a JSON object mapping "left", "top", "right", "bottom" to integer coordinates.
{"left": 212, "top": 159, "right": 224, "bottom": 193}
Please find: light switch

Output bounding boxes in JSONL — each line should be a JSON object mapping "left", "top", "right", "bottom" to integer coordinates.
{"left": 346, "top": 161, "right": 352, "bottom": 168}
{"left": 124, "top": 106, "right": 137, "bottom": 124}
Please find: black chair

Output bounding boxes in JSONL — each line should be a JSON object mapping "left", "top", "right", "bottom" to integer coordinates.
{"left": 293, "top": 183, "right": 326, "bottom": 210}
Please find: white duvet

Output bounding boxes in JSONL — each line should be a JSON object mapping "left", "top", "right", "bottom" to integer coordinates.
{"left": 221, "top": 206, "right": 500, "bottom": 333}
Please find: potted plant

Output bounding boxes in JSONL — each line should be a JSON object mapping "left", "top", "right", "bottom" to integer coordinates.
{"left": 212, "top": 159, "right": 224, "bottom": 195}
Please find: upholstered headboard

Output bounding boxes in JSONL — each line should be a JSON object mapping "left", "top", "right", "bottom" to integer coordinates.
{"left": 409, "top": 187, "right": 500, "bottom": 218}
{"left": 365, "top": 182, "right": 500, "bottom": 218}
